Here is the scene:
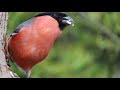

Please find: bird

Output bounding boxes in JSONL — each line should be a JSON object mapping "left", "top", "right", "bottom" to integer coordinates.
{"left": 7, "top": 12, "right": 74, "bottom": 78}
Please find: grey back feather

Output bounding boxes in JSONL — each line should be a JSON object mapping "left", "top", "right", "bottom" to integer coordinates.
{"left": 14, "top": 18, "right": 34, "bottom": 33}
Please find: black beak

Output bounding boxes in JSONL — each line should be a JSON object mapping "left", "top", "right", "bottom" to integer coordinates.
{"left": 62, "top": 16, "right": 74, "bottom": 26}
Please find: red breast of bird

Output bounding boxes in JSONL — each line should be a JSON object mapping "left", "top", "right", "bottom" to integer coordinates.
{"left": 8, "top": 16, "right": 62, "bottom": 71}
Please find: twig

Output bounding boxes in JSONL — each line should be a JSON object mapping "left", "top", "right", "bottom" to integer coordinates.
{"left": 79, "top": 12, "right": 120, "bottom": 50}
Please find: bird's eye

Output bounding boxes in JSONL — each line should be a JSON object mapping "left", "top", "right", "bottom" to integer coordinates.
{"left": 53, "top": 14, "right": 57, "bottom": 17}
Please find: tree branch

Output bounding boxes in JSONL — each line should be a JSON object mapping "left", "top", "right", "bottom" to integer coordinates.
{"left": 0, "top": 12, "right": 19, "bottom": 78}
{"left": 79, "top": 12, "right": 120, "bottom": 51}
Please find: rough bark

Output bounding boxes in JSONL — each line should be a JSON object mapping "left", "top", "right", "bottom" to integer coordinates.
{"left": 0, "top": 12, "right": 19, "bottom": 78}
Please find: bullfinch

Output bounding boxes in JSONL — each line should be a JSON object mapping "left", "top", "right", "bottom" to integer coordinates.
{"left": 8, "top": 12, "right": 74, "bottom": 78}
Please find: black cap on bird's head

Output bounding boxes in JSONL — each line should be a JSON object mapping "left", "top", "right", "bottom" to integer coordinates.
{"left": 35, "top": 12, "right": 74, "bottom": 30}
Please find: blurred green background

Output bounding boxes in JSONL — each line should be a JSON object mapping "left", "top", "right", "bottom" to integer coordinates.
{"left": 7, "top": 12, "right": 120, "bottom": 78}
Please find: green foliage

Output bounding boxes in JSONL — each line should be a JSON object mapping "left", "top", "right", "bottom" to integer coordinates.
{"left": 8, "top": 12, "right": 120, "bottom": 78}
